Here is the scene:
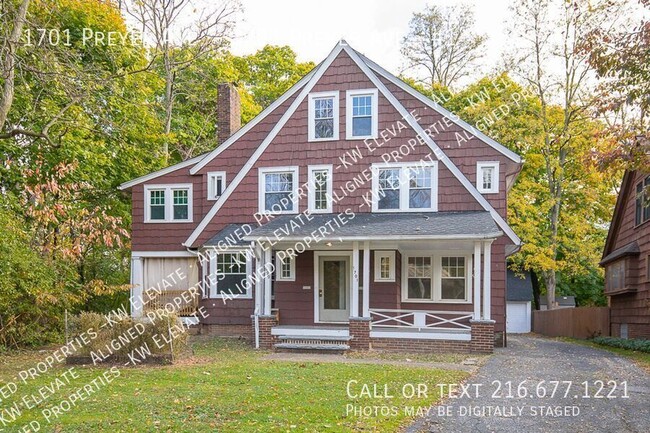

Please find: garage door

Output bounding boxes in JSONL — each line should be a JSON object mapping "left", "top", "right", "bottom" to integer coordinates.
{"left": 506, "top": 302, "right": 531, "bottom": 333}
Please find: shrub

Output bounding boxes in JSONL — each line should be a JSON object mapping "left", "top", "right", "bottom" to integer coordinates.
{"left": 67, "top": 310, "right": 189, "bottom": 361}
{"left": 592, "top": 336, "right": 650, "bottom": 353}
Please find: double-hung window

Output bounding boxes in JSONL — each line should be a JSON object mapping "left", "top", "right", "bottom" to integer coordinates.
{"left": 308, "top": 92, "right": 339, "bottom": 141}
{"left": 635, "top": 175, "right": 650, "bottom": 226}
{"left": 372, "top": 162, "right": 437, "bottom": 212}
{"left": 308, "top": 165, "right": 333, "bottom": 213}
{"left": 374, "top": 251, "right": 395, "bottom": 282}
{"left": 208, "top": 251, "right": 250, "bottom": 298}
{"left": 346, "top": 89, "right": 378, "bottom": 139}
{"left": 477, "top": 162, "right": 499, "bottom": 194}
{"left": 275, "top": 252, "right": 295, "bottom": 281}
{"left": 259, "top": 167, "right": 299, "bottom": 214}
{"left": 144, "top": 184, "right": 193, "bottom": 222}
{"left": 402, "top": 254, "right": 471, "bottom": 303}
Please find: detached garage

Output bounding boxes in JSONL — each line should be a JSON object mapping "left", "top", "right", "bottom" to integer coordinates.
{"left": 506, "top": 270, "right": 533, "bottom": 334}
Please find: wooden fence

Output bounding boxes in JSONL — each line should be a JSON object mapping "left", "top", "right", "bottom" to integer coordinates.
{"left": 532, "top": 307, "right": 610, "bottom": 339}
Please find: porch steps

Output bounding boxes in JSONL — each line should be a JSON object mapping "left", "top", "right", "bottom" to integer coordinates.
{"left": 274, "top": 335, "right": 352, "bottom": 353}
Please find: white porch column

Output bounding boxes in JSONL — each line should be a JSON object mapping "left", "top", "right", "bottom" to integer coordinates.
{"left": 130, "top": 256, "right": 144, "bottom": 318}
{"left": 362, "top": 241, "right": 370, "bottom": 317}
{"left": 473, "top": 241, "right": 482, "bottom": 320}
{"left": 482, "top": 240, "right": 492, "bottom": 320}
{"left": 254, "top": 243, "right": 263, "bottom": 315}
{"left": 263, "top": 246, "right": 272, "bottom": 316}
{"left": 351, "top": 241, "right": 360, "bottom": 318}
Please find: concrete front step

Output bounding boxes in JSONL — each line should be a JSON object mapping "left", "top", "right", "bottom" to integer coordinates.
{"left": 277, "top": 335, "right": 352, "bottom": 342}
{"left": 274, "top": 343, "right": 350, "bottom": 354}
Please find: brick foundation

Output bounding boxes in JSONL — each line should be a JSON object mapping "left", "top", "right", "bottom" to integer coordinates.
{"left": 349, "top": 317, "right": 371, "bottom": 350}
{"left": 471, "top": 320, "right": 495, "bottom": 354}
{"left": 370, "top": 338, "right": 471, "bottom": 353}
{"left": 252, "top": 315, "right": 278, "bottom": 349}
{"left": 199, "top": 324, "right": 252, "bottom": 339}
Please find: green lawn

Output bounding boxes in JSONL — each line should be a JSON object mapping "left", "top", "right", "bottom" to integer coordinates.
{"left": 562, "top": 338, "right": 650, "bottom": 372}
{"left": 0, "top": 338, "right": 468, "bottom": 432}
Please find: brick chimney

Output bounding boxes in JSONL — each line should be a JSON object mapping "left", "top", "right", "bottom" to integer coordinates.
{"left": 217, "top": 83, "right": 241, "bottom": 145}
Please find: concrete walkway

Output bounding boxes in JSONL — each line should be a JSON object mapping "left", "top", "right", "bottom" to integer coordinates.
{"left": 407, "top": 335, "right": 650, "bottom": 433}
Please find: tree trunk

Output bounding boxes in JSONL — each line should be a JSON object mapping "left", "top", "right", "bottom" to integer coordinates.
{"left": 544, "top": 270, "right": 557, "bottom": 309}
{"left": 530, "top": 269, "right": 541, "bottom": 310}
{"left": 162, "top": 49, "right": 174, "bottom": 164}
{"left": 0, "top": 0, "right": 31, "bottom": 131}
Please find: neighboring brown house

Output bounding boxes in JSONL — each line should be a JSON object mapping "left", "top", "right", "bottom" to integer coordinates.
{"left": 119, "top": 40, "right": 523, "bottom": 353}
{"left": 601, "top": 169, "right": 650, "bottom": 339}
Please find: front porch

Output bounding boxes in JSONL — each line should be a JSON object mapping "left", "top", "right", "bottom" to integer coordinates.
{"left": 245, "top": 212, "right": 501, "bottom": 354}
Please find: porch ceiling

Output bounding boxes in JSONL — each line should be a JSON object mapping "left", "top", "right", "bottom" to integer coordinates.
{"left": 245, "top": 211, "right": 502, "bottom": 241}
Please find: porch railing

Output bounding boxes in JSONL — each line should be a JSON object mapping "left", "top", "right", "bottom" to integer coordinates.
{"left": 143, "top": 289, "right": 199, "bottom": 317}
{"left": 369, "top": 309, "right": 472, "bottom": 331}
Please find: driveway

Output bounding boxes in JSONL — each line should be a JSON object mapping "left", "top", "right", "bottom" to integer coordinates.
{"left": 407, "top": 335, "right": 650, "bottom": 433}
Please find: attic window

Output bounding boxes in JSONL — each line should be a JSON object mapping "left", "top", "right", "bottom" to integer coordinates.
{"left": 346, "top": 89, "right": 378, "bottom": 139}
{"left": 635, "top": 175, "right": 650, "bottom": 226}
{"left": 477, "top": 162, "right": 499, "bottom": 194}
{"left": 308, "top": 92, "right": 339, "bottom": 141}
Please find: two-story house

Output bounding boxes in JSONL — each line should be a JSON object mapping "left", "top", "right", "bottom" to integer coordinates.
{"left": 119, "top": 40, "right": 523, "bottom": 354}
{"left": 601, "top": 163, "right": 650, "bottom": 339}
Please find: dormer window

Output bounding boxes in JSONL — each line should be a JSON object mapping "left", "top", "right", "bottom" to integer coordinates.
{"left": 346, "top": 89, "right": 378, "bottom": 139}
{"left": 207, "top": 172, "right": 226, "bottom": 200}
{"left": 308, "top": 91, "right": 339, "bottom": 141}
{"left": 477, "top": 162, "right": 499, "bottom": 194}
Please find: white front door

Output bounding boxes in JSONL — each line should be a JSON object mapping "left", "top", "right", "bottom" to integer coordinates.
{"left": 318, "top": 256, "right": 350, "bottom": 322}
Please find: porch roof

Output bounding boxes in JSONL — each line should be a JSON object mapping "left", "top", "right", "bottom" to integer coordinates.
{"left": 203, "top": 223, "right": 251, "bottom": 247}
{"left": 245, "top": 211, "right": 502, "bottom": 241}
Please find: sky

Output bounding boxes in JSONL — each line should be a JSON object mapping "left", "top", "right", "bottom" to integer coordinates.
{"left": 230, "top": 0, "right": 512, "bottom": 78}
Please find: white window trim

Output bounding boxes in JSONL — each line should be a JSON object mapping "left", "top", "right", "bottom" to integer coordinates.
{"left": 208, "top": 249, "right": 253, "bottom": 299}
{"left": 346, "top": 88, "right": 378, "bottom": 140}
{"left": 371, "top": 161, "right": 438, "bottom": 213}
{"left": 307, "top": 164, "right": 333, "bottom": 213}
{"left": 144, "top": 184, "right": 193, "bottom": 223}
{"left": 476, "top": 161, "right": 499, "bottom": 194}
{"left": 401, "top": 252, "right": 472, "bottom": 304}
{"left": 207, "top": 171, "right": 226, "bottom": 201}
{"left": 308, "top": 91, "right": 339, "bottom": 142}
{"left": 374, "top": 251, "right": 395, "bottom": 282}
{"left": 275, "top": 252, "right": 296, "bottom": 282}
{"left": 258, "top": 166, "right": 300, "bottom": 215}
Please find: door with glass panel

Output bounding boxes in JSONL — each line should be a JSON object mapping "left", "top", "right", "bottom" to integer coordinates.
{"left": 318, "top": 256, "right": 350, "bottom": 322}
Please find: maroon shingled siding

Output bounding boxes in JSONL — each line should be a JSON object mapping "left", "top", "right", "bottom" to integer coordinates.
{"left": 605, "top": 171, "right": 650, "bottom": 339}
{"left": 126, "top": 49, "right": 517, "bottom": 333}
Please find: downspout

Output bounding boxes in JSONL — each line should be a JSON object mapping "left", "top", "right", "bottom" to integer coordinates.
{"left": 253, "top": 241, "right": 261, "bottom": 349}
{"left": 254, "top": 307, "right": 260, "bottom": 349}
